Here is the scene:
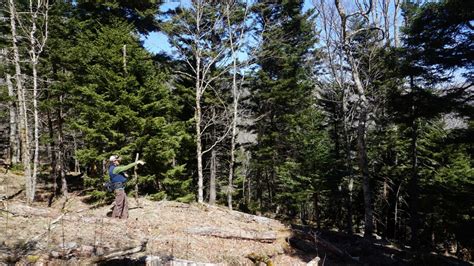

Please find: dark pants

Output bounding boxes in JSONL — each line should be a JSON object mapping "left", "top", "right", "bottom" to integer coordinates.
{"left": 112, "top": 189, "right": 128, "bottom": 219}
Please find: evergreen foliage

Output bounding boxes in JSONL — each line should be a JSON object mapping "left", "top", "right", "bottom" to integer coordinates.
{"left": 248, "top": 0, "right": 323, "bottom": 217}
{"left": 1, "top": 0, "right": 472, "bottom": 258}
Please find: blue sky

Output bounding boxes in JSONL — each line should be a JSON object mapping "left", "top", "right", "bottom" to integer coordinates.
{"left": 141, "top": 0, "right": 315, "bottom": 55}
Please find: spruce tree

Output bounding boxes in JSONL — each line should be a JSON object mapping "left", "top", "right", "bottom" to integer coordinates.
{"left": 249, "top": 0, "right": 320, "bottom": 216}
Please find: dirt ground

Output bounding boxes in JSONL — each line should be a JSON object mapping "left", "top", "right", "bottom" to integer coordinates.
{"left": 2, "top": 170, "right": 472, "bottom": 266}
{"left": 0, "top": 170, "right": 313, "bottom": 265}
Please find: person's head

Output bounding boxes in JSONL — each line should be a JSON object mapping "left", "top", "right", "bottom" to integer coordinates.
{"left": 109, "top": 155, "right": 121, "bottom": 166}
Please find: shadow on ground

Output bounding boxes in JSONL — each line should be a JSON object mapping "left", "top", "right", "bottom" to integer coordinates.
{"left": 287, "top": 224, "right": 472, "bottom": 265}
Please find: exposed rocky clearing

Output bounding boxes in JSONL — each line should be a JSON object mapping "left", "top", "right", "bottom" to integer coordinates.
{"left": 0, "top": 171, "right": 310, "bottom": 265}
{"left": 1, "top": 170, "right": 472, "bottom": 265}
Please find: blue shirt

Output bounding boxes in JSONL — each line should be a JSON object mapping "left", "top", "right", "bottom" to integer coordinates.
{"left": 109, "top": 165, "right": 127, "bottom": 183}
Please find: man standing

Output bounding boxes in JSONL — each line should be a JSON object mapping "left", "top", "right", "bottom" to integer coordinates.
{"left": 108, "top": 155, "right": 145, "bottom": 219}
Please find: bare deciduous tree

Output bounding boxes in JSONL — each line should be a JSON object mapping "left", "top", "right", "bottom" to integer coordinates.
{"left": 223, "top": 0, "right": 251, "bottom": 210}
{"left": 9, "top": 0, "right": 33, "bottom": 203}
{"left": 315, "top": 0, "right": 390, "bottom": 238}
{"left": 8, "top": 0, "right": 50, "bottom": 203}
{"left": 168, "top": 0, "right": 233, "bottom": 203}
{"left": 28, "top": 0, "right": 50, "bottom": 201}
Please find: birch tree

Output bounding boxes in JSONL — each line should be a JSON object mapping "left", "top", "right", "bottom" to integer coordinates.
{"left": 8, "top": 0, "right": 50, "bottom": 203}
{"left": 223, "top": 0, "right": 250, "bottom": 209}
{"left": 8, "top": 0, "right": 33, "bottom": 203}
{"left": 27, "top": 0, "right": 49, "bottom": 201}
{"left": 165, "top": 0, "right": 233, "bottom": 203}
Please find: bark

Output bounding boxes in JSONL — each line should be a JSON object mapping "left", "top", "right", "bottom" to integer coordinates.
{"left": 335, "top": 0, "right": 375, "bottom": 238}
{"left": 47, "top": 109, "right": 57, "bottom": 202}
{"left": 57, "top": 94, "right": 68, "bottom": 196}
{"left": 313, "top": 192, "right": 320, "bottom": 229}
{"left": 27, "top": 0, "right": 49, "bottom": 203}
{"left": 194, "top": 2, "right": 204, "bottom": 203}
{"left": 30, "top": 0, "right": 40, "bottom": 204}
{"left": 73, "top": 133, "right": 80, "bottom": 173}
{"left": 92, "top": 241, "right": 147, "bottom": 263}
{"left": 382, "top": 0, "right": 390, "bottom": 46}
{"left": 196, "top": 59, "right": 204, "bottom": 203}
{"left": 209, "top": 148, "right": 216, "bottom": 205}
{"left": 9, "top": 0, "right": 33, "bottom": 204}
{"left": 393, "top": 0, "right": 401, "bottom": 48}
{"left": 6, "top": 74, "right": 19, "bottom": 165}
{"left": 225, "top": 2, "right": 241, "bottom": 210}
{"left": 357, "top": 110, "right": 373, "bottom": 238}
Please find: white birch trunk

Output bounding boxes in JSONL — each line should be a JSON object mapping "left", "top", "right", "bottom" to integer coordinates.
{"left": 209, "top": 148, "right": 216, "bottom": 205}
{"left": 196, "top": 52, "right": 204, "bottom": 203}
{"left": 9, "top": 0, "right": 33, "bottom": 203}
{"left": 27, "top": 0, "right": 49, "bottom": 202}
{"left": 30, "top": 0, "right": 39, "bottom": 203}
{"left": 393, "top": 0, "right": 401, "bottom": 48}
{"left": 226, "top": 4, "right": 239, "bottom": 210}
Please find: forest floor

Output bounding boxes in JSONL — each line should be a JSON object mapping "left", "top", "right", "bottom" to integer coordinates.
{"left": 0, "top": 169, "right": 472, "bottom": 265}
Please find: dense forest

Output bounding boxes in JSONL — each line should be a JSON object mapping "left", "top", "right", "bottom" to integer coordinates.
{"left": 1, "top": 0, "right": 472, "bottom": 261}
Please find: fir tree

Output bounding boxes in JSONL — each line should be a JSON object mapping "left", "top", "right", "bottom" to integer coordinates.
{"left": 249, "top": 0, "right": 319, "bottom": 216}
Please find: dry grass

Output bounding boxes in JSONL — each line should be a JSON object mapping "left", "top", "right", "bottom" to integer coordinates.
{"left": 0, "top": 171, "right": 308, "bottom": 265}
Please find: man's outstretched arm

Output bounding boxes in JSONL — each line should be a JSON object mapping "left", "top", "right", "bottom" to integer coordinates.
{"left": 112, "top": 160, "right": 145, "bottom": 174}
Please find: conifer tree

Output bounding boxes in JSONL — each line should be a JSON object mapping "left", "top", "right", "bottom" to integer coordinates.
{"left": 249, "top": 0, "right": 320, "bottom": 216}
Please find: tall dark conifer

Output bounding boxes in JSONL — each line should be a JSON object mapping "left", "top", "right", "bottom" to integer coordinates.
{"left": 250, "top": 0, "right": 321, "bottom": 216}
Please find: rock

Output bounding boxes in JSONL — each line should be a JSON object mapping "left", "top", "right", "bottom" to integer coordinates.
{"left": 80, "top": 245, "right": 95, "bottom": 257}
{"left": 95, "top": 247, "right": 105, "bottom": 256}
{"left": 50, "top": 251, "right": 60, "bottom": 258}
{"left": 59, "top": 241, "right": 77, "bottom": 250}
{"left": 307, "top": 256, "right": 320, "bottom": 266}
{"left": 145, "top": 255, "right": 162, "bottom": 266}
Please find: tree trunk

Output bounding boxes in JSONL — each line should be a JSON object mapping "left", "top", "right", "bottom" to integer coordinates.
{"left": 29, "top": 0, "right": 42, "bottom": 204}
{"left": 58, "top": 94, "right": 68, "bottom": 197}
{"left": 393, "top": 0, "right": 401, "bottom": 48}
{"left": 209, "top": 148, "right": 216, "bottom": 205}
{"left": 9, "top": 0, "right": 33, "bottom": 203}
{"left": 196, "top": 65, "right": 204, "bottom": 203}
{"left": 409, "top": 84, "right": 419, "bottom": 248}
{"left": 47, "top": 109, "right": 57, "bottom": 200}
{"left": 342, "top": 87, "right": 354, "bottom": 235}
{"left": 382, "top": 0, "right": 390, "bottom": 46}
{"left": 226, "top": 3, "right": 240, "bottom": 210}
{"left": 347, "top": 176, "right": 354, "bottom": 234}
{"left": 6, "top": 74, "right": 19, "bottom": 165}
{"left": 313, "top": 192, "right": 320, "bottom": 229}
{"left": 29, "top": 0, "right": 49, "bottom": 202}
{"left": 227, "top": 94, "right": 237, "bottom": 210}
{"left": 357, "top": 110, "right": 373, "bottom": 238}
{"left": 73, "top": 133, "right": 80, "bottom": 173}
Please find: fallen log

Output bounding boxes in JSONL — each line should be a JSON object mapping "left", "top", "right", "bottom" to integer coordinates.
{"left": 186, "top": 226, "right": 276, "bottom": 243}
{"left": 92, "top": 240, "right": 147, "bottom": 263}
{"left": 201, "top": 203, "right": 275, "bottom": 225}
{"left": 0, "top": 189, "right": 24, "bottom": 201}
